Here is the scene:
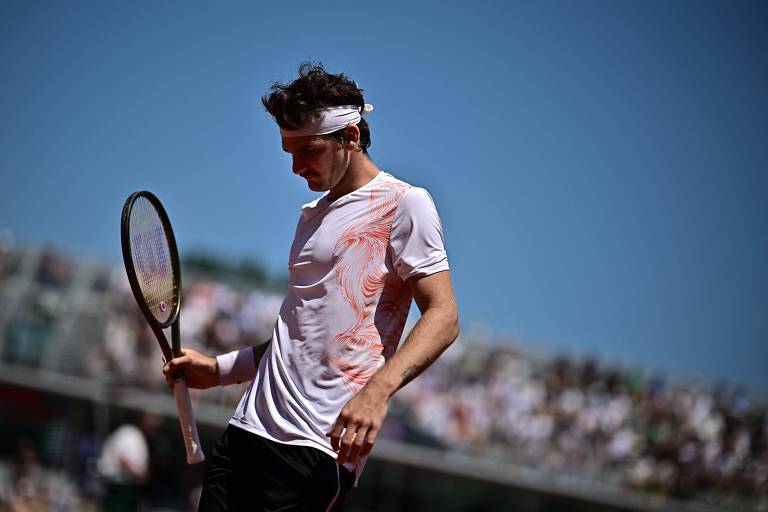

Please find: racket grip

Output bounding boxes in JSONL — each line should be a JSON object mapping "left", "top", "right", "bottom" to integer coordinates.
{"left": 173, "top": 379, "right": 206, "bottom": 464}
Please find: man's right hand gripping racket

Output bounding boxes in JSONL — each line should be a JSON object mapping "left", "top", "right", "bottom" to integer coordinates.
{"left": 120, "top": 191, "right": 205, "bottom": 464}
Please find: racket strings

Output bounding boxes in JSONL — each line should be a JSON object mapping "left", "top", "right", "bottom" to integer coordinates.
{"left": 128, "top": 197, "right": 179, "bottom": 323}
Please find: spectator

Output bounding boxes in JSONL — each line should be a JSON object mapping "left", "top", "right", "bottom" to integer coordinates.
{"left": 97, "top": 413, "right": 160, "bottom": 512}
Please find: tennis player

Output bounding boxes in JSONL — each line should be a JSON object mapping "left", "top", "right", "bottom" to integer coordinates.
{"left": 163, "top": 63, "right": 459, "bottom": 511}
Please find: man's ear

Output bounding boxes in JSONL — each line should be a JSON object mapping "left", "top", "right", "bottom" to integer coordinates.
{"left": 343, "top": 124, "right": 361, "bottom": 151}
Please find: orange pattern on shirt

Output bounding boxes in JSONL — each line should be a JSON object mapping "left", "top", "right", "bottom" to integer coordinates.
{"left": 329, "top": 182, "right": 410, "bottom": 392}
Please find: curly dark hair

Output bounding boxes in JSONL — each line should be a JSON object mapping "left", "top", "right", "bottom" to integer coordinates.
{"left": 262, "top": 62, "right": 371, "bottom": 154}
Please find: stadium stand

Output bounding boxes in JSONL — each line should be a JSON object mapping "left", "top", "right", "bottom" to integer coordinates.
{"left": 0, "top": 244, "right": 765, "bottom": 511}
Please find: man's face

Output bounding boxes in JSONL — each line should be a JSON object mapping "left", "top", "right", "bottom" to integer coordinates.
{"left": 282, "top": 136, "right": 349, "bottom": 192}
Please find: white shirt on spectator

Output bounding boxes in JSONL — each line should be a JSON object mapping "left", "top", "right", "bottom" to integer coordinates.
{"left": 97, "top": 424, "right": 148, "bottom": 483}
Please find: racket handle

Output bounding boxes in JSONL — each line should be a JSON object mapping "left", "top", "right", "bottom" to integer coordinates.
{"left": 173, "top": 379, "right": 206, "bottom": 464}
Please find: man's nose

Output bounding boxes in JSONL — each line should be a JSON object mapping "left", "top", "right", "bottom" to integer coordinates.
{"left": 292, "top": 158, "right": 306, "bottom": 175}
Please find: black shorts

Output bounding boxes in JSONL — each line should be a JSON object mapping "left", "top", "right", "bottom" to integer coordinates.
{"left": 198, "top": 425, "right": 355, "bottom": 512}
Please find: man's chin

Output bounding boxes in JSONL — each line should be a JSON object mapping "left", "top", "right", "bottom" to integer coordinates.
{"left": 306, "top": 180, "right": 328, "bottom": 192}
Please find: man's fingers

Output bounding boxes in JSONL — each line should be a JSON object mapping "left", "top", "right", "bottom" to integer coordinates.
{"left": 360, "top": 425, "right": 378, "bottom": 458}
{"left": 326, "top": 420, "right": 345, "bottom": 451}
{"left": 345, "top": 424, "right": 370, "bottom": 463}
{"left": 161, "top": 349, "right": 198, "bottom": 390}
{"left": 164, "top": 370, "right": 176, "bottom": 388}
{"left": 163, "top": 354, "right": 190, "bottom": 375}
{"left": 337, "top": 423, "right": 359, "bottom": 465}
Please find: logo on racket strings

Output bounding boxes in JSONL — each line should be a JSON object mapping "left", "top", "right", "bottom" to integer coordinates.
{"left": 132, "top": 226, "right": 169, "bottom": 285}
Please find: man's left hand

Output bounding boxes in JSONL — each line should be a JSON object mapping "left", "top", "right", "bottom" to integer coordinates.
{"left": 327, "top": 385, "right": 388, "bottom": 465}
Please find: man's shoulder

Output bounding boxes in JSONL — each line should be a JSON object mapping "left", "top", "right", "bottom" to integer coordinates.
{"left": 374, "top": 174, "right": 443, "bottom": 219}
{"left": 378, "top": 171, "right": 409, "bottom": 187}
{"left": 378, "top": 173, "right": 437, "bottom": 197}
{"left": 378, "top": 172, "right": 421, "bottom": 191}
{"left": 375, "top": 172, "right": 418, "bottom": 200}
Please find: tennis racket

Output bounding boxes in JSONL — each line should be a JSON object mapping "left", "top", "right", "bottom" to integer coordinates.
{"left": 120, "top": 190, "right": 205, "bottom": 464}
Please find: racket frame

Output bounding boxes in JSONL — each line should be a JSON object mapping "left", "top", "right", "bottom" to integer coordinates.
{"left": 120, "top": 191, "right": 182, "bottom": 362}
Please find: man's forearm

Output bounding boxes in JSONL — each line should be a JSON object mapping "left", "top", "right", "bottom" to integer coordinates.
{"left": 327, "top": 271, "right": 458, "bottom": 463}
{"left": 365, "top": 304, "right": 459, "bottom": 399}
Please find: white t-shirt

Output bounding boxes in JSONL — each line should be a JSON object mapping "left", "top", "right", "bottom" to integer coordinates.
{"left": 97, "top": 424, "right": 149, "bottom": 483}
{"left": 229, "top": 172, "right": 449, "bottom": 479}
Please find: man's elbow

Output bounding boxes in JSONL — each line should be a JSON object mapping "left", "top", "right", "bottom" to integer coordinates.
{"left": 445, "top": 304, "right": 460, "bottom": 344}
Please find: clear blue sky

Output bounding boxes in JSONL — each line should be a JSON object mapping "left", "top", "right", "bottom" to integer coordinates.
{"left": 1, "top": 1, "right": 766, "bottom": 390}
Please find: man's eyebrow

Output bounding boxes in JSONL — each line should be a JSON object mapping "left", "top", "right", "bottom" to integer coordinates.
{"left": 282, "top": 142, "right": 315, "bottom": 154}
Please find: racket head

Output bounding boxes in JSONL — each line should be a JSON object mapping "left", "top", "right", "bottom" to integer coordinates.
{"left": 120, "top": 191, "right": 182, "bottom": 332}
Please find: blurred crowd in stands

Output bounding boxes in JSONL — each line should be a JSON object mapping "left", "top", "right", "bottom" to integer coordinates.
{"left": 1, "top": 244, "right": 766, "bottom": 510}
{"left": 86, "top": 266, "right": 282, "bottom": 406}
{"left": 390, "top": 343, "right": 768, "bottom": 507}
{"left": 1, "top": 438, "right": 81, "bottom": 512}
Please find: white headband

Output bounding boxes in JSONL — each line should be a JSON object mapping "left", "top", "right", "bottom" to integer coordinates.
{"left": 279, "top": 104, "right": 374, "bottom": 138}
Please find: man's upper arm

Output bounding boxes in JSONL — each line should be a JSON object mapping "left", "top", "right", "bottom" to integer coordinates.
{"left": 390, "top": 185, "right": 457, "bottom": 331}
{"left": 390, "top": 187, "right": 449, "bottom": 282}
{"left": 408, "top": 270, "right": 457, "bottom": 315}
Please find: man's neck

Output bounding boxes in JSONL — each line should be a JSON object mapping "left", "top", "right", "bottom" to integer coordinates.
{"left": 327, "top": 154, "right": 381, "bottom": 202}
